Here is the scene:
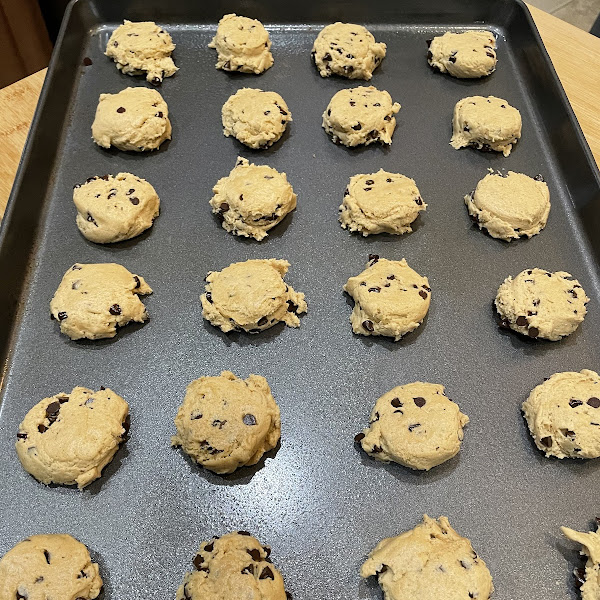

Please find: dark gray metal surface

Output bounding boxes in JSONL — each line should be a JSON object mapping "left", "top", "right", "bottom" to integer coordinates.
{"left": 1, "top": 0, "right": 599, "bottom": 598}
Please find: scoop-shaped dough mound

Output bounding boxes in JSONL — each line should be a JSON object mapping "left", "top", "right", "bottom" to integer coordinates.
{"left": 428, "top": 30, "right": 497, "bottom": 78}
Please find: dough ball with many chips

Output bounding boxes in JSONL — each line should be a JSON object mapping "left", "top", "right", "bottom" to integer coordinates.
{"left": 561, "top": 522, "right": 600, "bottom": 600}
{"left": 428, "top": 30, "right": 497, "bottom": 78}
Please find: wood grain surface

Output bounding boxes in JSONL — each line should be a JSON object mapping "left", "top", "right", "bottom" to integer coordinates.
{"left": 0, "top": 7, "right": 599, "bottom": 221}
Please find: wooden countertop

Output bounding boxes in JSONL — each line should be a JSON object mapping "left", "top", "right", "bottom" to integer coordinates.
{"left": 0, "top": 5, "right": 599, "bottom": 220}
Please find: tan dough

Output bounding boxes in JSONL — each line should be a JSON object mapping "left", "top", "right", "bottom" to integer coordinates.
{"left": 356, "top": 382, "right": 469, "bottom": 470}
{"left": 176, "top": 532, "right": 287, "bottom": 600}
{"left": 222, "top": 88, "right": 291, "bottom": 149}
{"left": 201, "top": 259, "right": 306, "bottom": 333}
{"left": 91, "top": 87, "right": 171, "bottom": 151}
{"left": 0, "top": 534, "right": 103, "bottom": 600}
{"left": 73, "top": 172, "right": 160, "bottom": 243}
{"left": 495, "top": 268, "right": 589, "bottom": 340}
{"left": 208, "top": 14, "right": 273, "bottom": 74}
{"left": 451, "top": 96, "right": 521, "bottom": 156}
{"left": 172, "top": 371, "right": 280, "bottom": 474}
{"left": 50, "top": 263, "right": 152, "bottom": 340}
{"left": 561, "top": 523, "right": 600, "bottom": 600}
{"left": 339, "top": 169, "right": 426, "bottom": 236}
{"left": 210, "top": 157, "right": 296, "bottom": 240}
{"left": 312, "top": 22, "right": 386, "bottom": 80}
{"left": 522, "top": 370, "right": 600, "bottom": 459}
{"left": 344, "top": 255, "right": 431, "bottom": 341}
{"left": 105, "top": 20, "right": 178, "bottom": 83}
{"left": 16, "top": 387, "right": 129, "bottom": 488}
{"left": 428, "top": 31, "right": 497, "bottom": 78}
{"left": 361, "top": 515, "right": 494, "bottom": 600}
{"left": 465, "top": 171, "right": 549, "bottom": 241}
{"left": 322, "top": 86, "right": 400, "bottom": 146}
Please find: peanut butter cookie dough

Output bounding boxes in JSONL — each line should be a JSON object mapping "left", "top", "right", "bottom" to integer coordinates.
{"left": 428, "top": 31, "right": 497, "bottom": 78}
{"left": 561, "top": 522, "right": 600, "bottom": 600}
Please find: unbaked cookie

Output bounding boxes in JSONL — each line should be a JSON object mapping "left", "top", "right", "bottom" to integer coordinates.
{"left": 172, "top": 371, "right": 280, "bottom": 474}
{"left": 50, "top": 263, "right": 152, "bottom": 340}
{"left": 451, "top": 96, "right": 521, "bottom": 156}
{"left": 355, "top": 382, "right": 469, "bottom": 470}
{"left": 91, "top": 87, "right": 171, "bottom": 151}
{"left": 428, "top": 31, "right": 497, "bottom": 78}
{"left": 208, "top": 14, "right": 273, "bottom": 74}
{"left": 522, "top": 370, "right": 600, "bottom": 459}
{"left": 339, "top": 169, "right": 426, "bottom": 236}
{"left": 561, "top": 522, "right": 600, "bottom": 600}
{"left": 495, "top": 268, "right": 589, "bottom": 341}
{"left": 105, "top": 20, "right": 178, "bottom": 83}
{"left": 0, "top": 534, "right": 103, "bottom": 600}
{"left": 322, "top": 86, "right": 400, "bottom": 146}
{"left": 222, "top": 88, "right": 291, "bottom": 149}
{"left": 16, "top": 387, "right": 129, "bottom": 488}
{"left": 210, "top": 157, "right": 296, "bottom": 240}
{"left": 465, "top": 171, "right": 550, "bottom": 241}
{"left": 201, "top": 259, "right": 306, "bottom": 334}
{"left": 312, "top": 22, "right": 386, "bottom": 80}
{"left": 73, "top": 173, "right": 160, "bottom": 243}
{"left": 344, "top": 255, "right": 431, "bottom": 341}
{"left": 361, "top": 515, "right": 494, "bottom": 600}
{"left": 176, "top": 532, "right": 287, "bottom": 600}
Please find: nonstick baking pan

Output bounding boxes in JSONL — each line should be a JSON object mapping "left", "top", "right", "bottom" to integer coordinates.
{"left": 1, "top": 1, "right": 599, "bottom": 598}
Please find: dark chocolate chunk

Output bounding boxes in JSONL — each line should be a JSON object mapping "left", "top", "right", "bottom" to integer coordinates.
{"left": 368, "top": 287, "right": 381, "bottom": 293}
{"left": 204, "top": 542, "right": 214, "bottom": 552}
{"left": 257, "top": 316, "right": 268, "bottom": 326}
{"left": 323, "top": 52, "right": 332, "bottom": 61}
{"left": 540, "top": 436, "right": 553, "bottom": 447}
{"left": 415, "top": 196, "right": 423, "bottom": 205}
{"left": 362, "top": 320, "right": 374, "bottom": 332}
{"left": 109, "top": 304, "right": 122, "bottom": 316}
{"left": 279, "top": 107, "right": 288, "bottom": 116}
{"left": 193, "top": 554, "right": 205, "bottom": 569}
{"left": 588, "top": 397, "right": 600, "bottom": 408}
{"left": 516, "top": 316, "right": 528, "bottom": 327}
{"left": 569, "top": 399, "right": 583, "bottom": 408}
{"left": 238, "top": 530, "right": 251, "bottom": 536}
{"left": 116, "top": 107, "right": 126, "bottom": 113}
{"left": 387, "top": 275, "right": 395, "bottom": 280}
{"left": 371, "top": 445, "right": 383, "bottom": 453}
{"left": 368, "top": 254, "right": 379, "bottom": 263}
{"left": 365, "top": 179, "right": 374, "bottom": 185}
{"left": 260, "top": 566, "right": 275, "bottom": 580}
{"left": 17, "top": 432, "right": 27, "bottom": 440}
{"left": 219, "top": 202, "right": 230, "bottom": 212}
{"left": 44, "top": 549, "right": 51, "bottom": 564}
{"left": 241, "top": 564, "right": 254, "bottom": 575}
{"left": 486, "top": 51, "right": 495, "bottom": 58}
{"left": 528, "top": 327, "right": 539, "bottom": 338}
{"left": 243, "top": 414, "right": 257, "bottom": 426}
{"left": 574, "top": 567, "right": 586, "bottom": 588}
{"left": 408, "top": 423, "right": 421, "bottom": 432}
{"left": 133, "top": 275, "right": 140, "bottom": 288}
{"left": 413, "top": 397, "right": 426, "bottom": 407}
{"left": 354, "top": 432, "right": 365, "bottom": 442}
{"left": 286, "top": 300, "right": 298, "bottom": 313}
{"left": 58, "top": 311, "right": 68, "bottom": 321}
{"left": 534, "top": 174, "right": 544, "bottom": 182}
{"left": 38, "top": 424, "right": 48, "bottom": 433}
{"left": 352, "top": 123, "right": 362, "bottom": 130}
{"left": 247, "top": 548, "right": 261, "bottom": 561}
{"left": 418, "top": 290, "right": 428, "bottom": 299}
{"left": 391, "top": 398, "right": 402, "bottom": 408}
{"left": 448, "top": 53, "right": 457, "bottom": 63}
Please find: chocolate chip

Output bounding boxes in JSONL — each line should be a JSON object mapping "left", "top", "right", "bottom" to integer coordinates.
{"left": 528, "top": 327, "right": 539, "bottom": 338}
{"left": 204, "top": 542, "right": 214, "bottom": 552}
{"left": 368, "top": 254, "right": 379, "bottom": 263}
{"left": 247, "top": 548, "right": 261, "bottom": 561}
{"left": 368, "top": 287, "right": 381, "bottom": 293}
{"left": 427, "top": 50, "right": 433, "bottom": 61}
{"left": 45, "top": 401, "right": 60, "bottom": 423}
{"left": 368, "top": 130, "right": 379, "bottom": 139}
{"left": 38, "top": 424, "right": 48, "bottom": 433}
{"left": 58, "top": 311, "right": 68, "bottom": 321}
{"left": 408, "top": 423, "right": 421, "bottom": 432}
{"left": 193, "top": 554, "right": 205, "bottom": 569}
{"left": 352, "top": 123, "right": 362, "bottom": 130}
{"left": 83, "top": 57, "right": 92, "bottom": 66}
{"left": 35, "top": 576, "right": 44, "bottom": 583}
{"left": 205, "top": 292, "right": 213, "bottom": 304}
{"left": 116, "top": 107, "right": 126, "bottom": 113}
{"left": 415, "top": 196, "right": 423, "bottom": 205}
{"left": 419, "top": 290, "right": 428, "bottom": 299}
{"left": 220, "top": 202, "right": 230, "bottom": 212}
{"left": 286, "top": 592, "right": 293, "bottom": 600}
{"left": 413, "top": 397, "right": 426, "bottom": 407}
{"left": 371, "top": 445, "right": 383, "bottom": 453}
{"left": 17, "top": 432, "right": 27, "bottom": 440}
{"left": 212, "top": 419, "right": 226, "bottom": 429}
{"left": 516, "top": 316, "right": 528, "bottom": 327}
{"left": 464, "top": 125, "right": 470, "bottom": 132}
{"left": 391, "top": 398, "right": 402, "bottom": 408}
{"left": 238, "top": 531, "right": 251, "bottom": 536}
{"left": 486, "top": 51, "right": 495, "bottom": 58}
{"left": 44, "top": 549, "right": 51, "bottom": 564}
{"left": 534, "top": 174, "right": 544, "bottom": 182}
{"left": 588, "top": 397, "right": 600, "bottom": 408}
{"left": 448, "top": 53, "right": 457, "bottom": 63}
{"left": 365, "top": 179, "right": 374, "bottom": 185}
{"left": 241, "top": 564, "right": 254, "bottom": 575}
{"left": 257, "top": 316, "right": 268, "bottom": 326}
{"left": 344, "top": 65, "right": 354, "bottom": 73}
{"left": 354, "top": 432, "right": 365, "bottom": 442}
{"left": 16, "top": 592, "right": 27, "bottom": 600}
{"left": 133, "top": 276, "right": 140, "bottom": 288}
{"left": 243, "top": 414, "right": 257, "bottom": 426}
{"left": 86, "top": 212, "right": 97, "bottom": 225}
{"left": 387, "top": 275, "right": 395, "bottom": 280}
{"left": 540, "top": 436, "right": 553, "bottom": 447}
{"left": 107, "top": 189, "right": 117, "bottom": 199}
{"left": 279, "top": 107, "right": 288, "bottom": 116}
{"left": 569, "top": 399, "right": 583, "bottom": 408}
{"left": 286, "top": 300, "right": 298, "bottom": 313}
{"left": 364, "top": 187, "right": 372, "bottom": 192}
{"left": 323, "top": 52, "right": 332, "bottom": 61}
{"left": 362, "top": 320, "right": 374, "bottom": 332}
{"left": 109, "top": 304, "right": 121, "bottom": 316}
{"left": 376, "top": 564, "right": 388, "bottom": 574}
{"left": 574, "top": 567, "right": 586, "bottom": 588}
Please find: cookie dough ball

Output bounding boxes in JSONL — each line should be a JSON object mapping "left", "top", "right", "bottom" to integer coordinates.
{"left": 16, "top": 387, "right": 129, "bottom": 488}
{"left": 210, "top": 157, "right": 296, "bottom": 240}
{"left": 361, "top": 515, "right": 494, "bottom": 600}
{"left": 50, "top": 263, "right": 152, "bottom": 340}
{"left": 201, "top": 259, "right": 306, "bottom": 334}
{"left": 451, "top": 96, "right": 521, "bottom": 156}
{"left": 465, "top": 171, "right": 550, "bottom": 241}
{"left": 356, "top": 382, "right": 469, "bottom": 470}
{"left": 312, "top": 22, "right": 386, "bottom": 80}
{"left": 208, "top": 14, "right": 273, "bottom": 74}
{"left": 172, "top": 371, "right": 280, "bottom": 474}
{"left": 428, "top": 31, "right": 497, "bottom": 78}
{"left": 176, "top": 532, "right": 287, "bottom": 600}
{"left": 105, "top": 20, "right": 178, "bottom": 83}
{"left": 323, "top": 86, "right": 400, "bottom": 147}
{"left": 344, "top": 255, "right": 431, "bottom": 341}
{"left": 0, "top": 534, "right": 103, "bottom": 600}
{"left": 339, "top": 169, "right": 426, "bottom": 236}
{"left": 561, "top": 523, "right": 600, "bottom": 600}
{"left": 222, "top": 88, "right": 291, "bottom": 149}
{"left": 495, "top": 268, "right": 589, "bottom": 341}
{"left": 522, "top": 370, "right": 600, "bottom": 459}
{"left": 91, "top": 87, "right": 171, "bottom": 152}
{"left": 73, "top": 173, "right": 160, "bottom": 243}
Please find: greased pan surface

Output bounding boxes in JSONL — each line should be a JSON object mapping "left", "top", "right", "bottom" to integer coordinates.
{"left": 1, "top": 1, "right": 599, "bottom": 599}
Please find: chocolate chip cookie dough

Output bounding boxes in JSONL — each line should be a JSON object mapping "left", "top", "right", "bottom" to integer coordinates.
{"left": 323, "top": 86, "right": 400, "bottom": 146}
{"left": 201, "top": 259, "right": 306, "bottom": 333}
{"left": 523, "top": 370, "right": 600, "bottom": 459}
{"left": 73, "top": 173, "right": 160, "bottom": 243}
{"left": 91, "top": 87, "right": 171, "bottom": 151}
{"left": 176, "top": 532, "right": 287, "bottom": 600}
{"left": 210, "top": 157, "right": 296, "bottom": 240}
{"left": 312, "top": 22, "right": 386, "bottom": 80}
{"left": 0, "top": 534, "right": 103, "bottom": 600}
{"left": 222, "top": 88, "right": 291, "bottom": 149}
{"left": 172, "top": 371, "right": 280, "bottom": 474}
{"left": 16, "top": 387, "right": 129, "bottom": 488}
{"left": 495, "top": 268, "right": 589, "bottom": 341}
{"left": 361, "top": 516, "right": 494, "bottom": 600}
{"left": 451, "top": 96, "right": 521, "bottom": 156}
{"left": 50, "top": 263, "right": 152, "bottom": 340}
{"left": 339, "top": 169, "right": 426, "bottom": 236}
{"left": 465, "top": 171, "right": 550, "bottom": 241}
{"left": 428, "top": 31, "right": 497, "bottom": 78}
{"left": 105, "top": 20, "right": 178, "bottom": 83}
{"left": 344, "top": 256, "right": 431, "bottom": 341}
{"left": 208, "top": 14, "right": 274, "bottom": 74}
{"left": 355, "top": 382, "right": 469, "bottom": 470}
{"left": 561, "top": 522, "right": 600, "bottom": 600}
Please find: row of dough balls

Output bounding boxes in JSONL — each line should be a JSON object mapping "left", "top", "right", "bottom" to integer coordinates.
{"left": 2, "top": 516, "right": 599, "bottom": 600}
